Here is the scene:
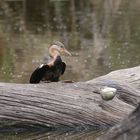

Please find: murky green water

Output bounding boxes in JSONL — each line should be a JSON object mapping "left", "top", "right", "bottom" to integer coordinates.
{"left": 0, "top": 0, "right": 140, "bottom": 139}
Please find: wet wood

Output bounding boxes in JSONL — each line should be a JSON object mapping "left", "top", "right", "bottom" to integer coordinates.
{"left": 0, "top": 66, "right": 140, "bottom": 130}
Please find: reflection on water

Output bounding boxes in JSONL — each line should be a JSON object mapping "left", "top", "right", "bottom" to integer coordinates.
{"left": 0, "top": 0, "right": 140, "bottom": 139}
{"left": 0, "top": 0, "right": 140, "bottom": 83}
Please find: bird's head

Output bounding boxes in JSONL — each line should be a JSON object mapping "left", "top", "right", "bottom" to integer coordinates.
{"left": 49, "top": 41, "right": 72, "bottom": 57}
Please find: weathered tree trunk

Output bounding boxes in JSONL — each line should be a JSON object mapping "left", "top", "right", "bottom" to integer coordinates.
{"left": 98, "top": 104, "right": 140, "bottom": 140}
{"left": 0, "top": 66, "right": 140, "bottom": 130}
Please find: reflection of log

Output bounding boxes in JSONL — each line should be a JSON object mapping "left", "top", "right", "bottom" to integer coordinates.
{"left": 0, "top": 66, "right": 140, "bottom": 130}
{"left": 99, "top": 104, "right": 140, "bottom": 140}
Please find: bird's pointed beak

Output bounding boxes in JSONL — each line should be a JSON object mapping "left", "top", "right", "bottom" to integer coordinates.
{"left": 63, "top": 48, "right": 72, "bottom": 56}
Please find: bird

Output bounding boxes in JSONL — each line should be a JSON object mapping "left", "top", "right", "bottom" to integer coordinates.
{"left": 29, "top": 41, "right": 71, "bottom": 83}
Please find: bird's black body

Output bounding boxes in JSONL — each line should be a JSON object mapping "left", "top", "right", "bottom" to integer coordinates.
{"left": 29, "top": 56, "right": 66, "bottom": 83}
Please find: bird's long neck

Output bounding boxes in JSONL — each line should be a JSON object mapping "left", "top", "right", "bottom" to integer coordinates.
{"left": 49, "top": 46, "right": 60, "bottom": 58}
{"left": 48, "top": 46, "right": 61, "bottom": 66}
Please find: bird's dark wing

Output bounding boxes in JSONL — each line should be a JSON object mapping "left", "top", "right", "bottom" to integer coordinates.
{"left": 29, "top": 64, "right": 49, "bottom": 83}
{"left": 61, "top": 62, "right": 66, "bottom": 75}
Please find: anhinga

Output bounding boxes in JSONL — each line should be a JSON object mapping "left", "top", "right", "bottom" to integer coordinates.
{"left": 29, "top": 41, "right": 71, "bottom": 83}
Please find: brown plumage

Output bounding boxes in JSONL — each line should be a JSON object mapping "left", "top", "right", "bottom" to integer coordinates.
{"left": 29, "top": 41, "right": 71, "bottom": 83}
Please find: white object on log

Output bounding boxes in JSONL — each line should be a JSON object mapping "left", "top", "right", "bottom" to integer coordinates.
{"left": 100, "top": 87, "right": 117, "bottom": 100}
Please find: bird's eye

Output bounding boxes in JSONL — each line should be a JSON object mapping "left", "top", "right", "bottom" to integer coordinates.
{"left": 60, "top": 45, "right": 64, "bottom": 48}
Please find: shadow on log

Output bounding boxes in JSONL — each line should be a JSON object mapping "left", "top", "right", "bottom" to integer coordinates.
{"left": 0, "top": 66, "right": 140, "bottom": 131}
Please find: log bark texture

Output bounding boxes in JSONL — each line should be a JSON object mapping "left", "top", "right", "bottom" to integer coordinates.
{"left": 0, "top": 66, "right": 140, "bottom": 130}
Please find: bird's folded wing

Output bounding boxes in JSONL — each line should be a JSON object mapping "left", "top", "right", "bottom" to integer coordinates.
{"left": 61, "top": 62, "right": 66, "bottom": 75}
{"left": 29, "top": 64, "right": 49, "bottom": 83}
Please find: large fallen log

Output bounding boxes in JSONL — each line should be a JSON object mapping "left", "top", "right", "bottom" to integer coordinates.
{"left": 0, "top": 66, "right": 140, "bottom": 130}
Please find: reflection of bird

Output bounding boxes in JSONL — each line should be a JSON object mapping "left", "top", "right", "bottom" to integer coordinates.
{"left": 29, "top": 41, "right": 71, "bottom": 83}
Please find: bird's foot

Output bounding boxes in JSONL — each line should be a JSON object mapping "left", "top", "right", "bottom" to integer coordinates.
{"left": 61, "top": 80, "right": 75, "bottom": 83}
{"left": 42, "top": 81, "right": 52, "bottom": 83}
